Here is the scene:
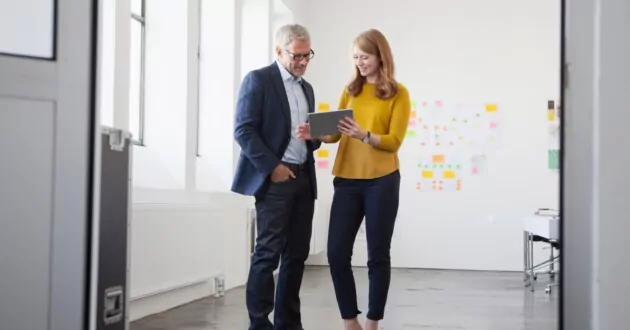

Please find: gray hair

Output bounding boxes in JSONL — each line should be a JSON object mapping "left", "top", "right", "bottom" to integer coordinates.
{"left": 275, "top": 24, "right": 310, "bottom": 49}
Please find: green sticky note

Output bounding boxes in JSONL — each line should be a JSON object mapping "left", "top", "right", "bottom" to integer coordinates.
{"left": 411, "top": 100, "right": 418, "bottom": 109}
{"left": 548, "top": 149, "right": 560, "bottom": 170}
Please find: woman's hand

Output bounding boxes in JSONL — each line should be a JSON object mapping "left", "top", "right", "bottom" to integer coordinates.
{"left": 338, "top": 116, "right": 367, "bottom": 140}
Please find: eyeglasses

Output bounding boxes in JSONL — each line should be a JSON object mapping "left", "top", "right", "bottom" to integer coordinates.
{"left": 284, "top": 49, "right": 315, "bottom": 61}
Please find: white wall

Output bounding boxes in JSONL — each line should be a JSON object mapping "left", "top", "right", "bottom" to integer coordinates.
{"left": 98, "top": 0, "right": 320, "bottom": 320}
{"left": 303, "top": 0, "right": 561, "bottom": 271}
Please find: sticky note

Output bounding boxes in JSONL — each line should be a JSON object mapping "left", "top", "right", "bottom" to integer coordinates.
{"left": 316, "top": 160, "right": 329, "bottom": 169}
{"left": 422, "top": 170, "right": 434, "bottom": 179}
{"left": 317, "top": 149, "right": 329, "bottom": 158}
{"left": 489, "top": 121, "right": 498, "bottom": 129}
{"left": 406, "top": 130, "right": 417, "bottom": 138}
{"left": 548, "top": 149, "right": 560, "bottom": 170}
{"left": 485, "top": 103, "right": 498, "bottom": 112}
{"left": 318, "top": 103, "right": 330, "bottom": 112}
{"left": 443, "top": 170, "right": 456, "bottom": 179}
{"left": 410, "top": 110, "right": 417, "bottom": 118}
{"left": 432, "top": 154, "right": 445, "bottom": 163}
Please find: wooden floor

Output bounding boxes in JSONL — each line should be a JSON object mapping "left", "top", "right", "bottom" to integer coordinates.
{"left": 131, "top": 266, "right": 559, "bottom": 330}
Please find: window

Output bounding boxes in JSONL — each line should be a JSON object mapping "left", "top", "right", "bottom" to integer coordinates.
{"left": 129, "top": 0, "right": 146, "bottom": 144}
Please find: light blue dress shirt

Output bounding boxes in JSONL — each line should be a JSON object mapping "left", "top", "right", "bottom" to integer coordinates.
{"left": 276, "top": 61, "right": 308, "bottom": 164}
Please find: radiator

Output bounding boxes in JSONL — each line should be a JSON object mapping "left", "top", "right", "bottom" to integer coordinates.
{"left": 129, "top": 203, "right": 231, "bottom": 300}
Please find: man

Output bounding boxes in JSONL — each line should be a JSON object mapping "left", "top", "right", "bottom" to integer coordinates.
{"left": 232, "top": 24, "right": 320, "bottom": 330}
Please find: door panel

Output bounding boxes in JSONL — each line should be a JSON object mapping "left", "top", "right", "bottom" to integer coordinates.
{"left": 0, "top": 0, "right": 98, "bottom": 329}
{"left": 0, "top": 98, "right": 55, "bottom": 330}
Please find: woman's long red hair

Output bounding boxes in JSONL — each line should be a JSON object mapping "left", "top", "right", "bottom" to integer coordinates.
{"left": 346, "top": 29, "right": 398, "bottom": 100}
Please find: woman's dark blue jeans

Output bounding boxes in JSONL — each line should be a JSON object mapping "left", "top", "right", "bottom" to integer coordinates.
{"left": 327, "top": 170, "right": 400, "bottom": 321}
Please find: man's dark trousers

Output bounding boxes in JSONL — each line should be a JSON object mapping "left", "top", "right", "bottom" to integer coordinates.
{"left": 247, "top": 162, "right": 315, "bottom": 330}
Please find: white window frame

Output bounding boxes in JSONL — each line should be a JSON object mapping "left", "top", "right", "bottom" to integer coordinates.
{"left": 130, "top": 0, "right": 146, "bottom": 145}
{"left": 195, "top": 0, "right": 202, "bottom": 157}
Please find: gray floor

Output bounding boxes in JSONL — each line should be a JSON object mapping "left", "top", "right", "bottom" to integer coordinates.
{"left": 131, "top": 266, "right": 558, "bottom": 330}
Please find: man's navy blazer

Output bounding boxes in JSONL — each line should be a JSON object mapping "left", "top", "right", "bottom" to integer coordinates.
{"left": 231, "top": 63, "right": 321, "bottom": 198}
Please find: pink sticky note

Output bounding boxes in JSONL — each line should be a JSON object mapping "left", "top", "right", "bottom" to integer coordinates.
{"left": 489, "top": 121, "right": 498, "bottom": 129}
{"left": 472, "top": 167, "right": 479, "bottom": 174}
{"left": 316, "top": 160, "right": 329, "bottom": 169}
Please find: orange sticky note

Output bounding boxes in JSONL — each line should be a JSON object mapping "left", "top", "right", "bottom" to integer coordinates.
{"left": 318, "top": 103, "right": 330, "bottom": 112}
{"left": 432, "top": 154, "right": 445, "bottom": 164}
{"left": 422, "top": 170, "right": 434, "bottom": 179}
{"left": 443, "top": 170, "right": 456, "bottom": 179}
{"left": 317, "top": 149, "right": 329, "bottom": 158}
{"left": 410, "top": 110, "right": 417, "bottom": 118}
{"left": 485, "top": 103, "right": 498, "bottom": 112}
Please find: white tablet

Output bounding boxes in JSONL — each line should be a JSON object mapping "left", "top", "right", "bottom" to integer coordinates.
{"left": 308, "top": 109, "right": 354, "bottom": 136}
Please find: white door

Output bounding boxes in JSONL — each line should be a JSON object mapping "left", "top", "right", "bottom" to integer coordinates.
{"left": 0, "top": 1, "right": 99, "bottom": 330}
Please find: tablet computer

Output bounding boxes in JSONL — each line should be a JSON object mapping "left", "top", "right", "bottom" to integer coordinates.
{"left": 308, "top": 109, "right": 354, "bottom": 136}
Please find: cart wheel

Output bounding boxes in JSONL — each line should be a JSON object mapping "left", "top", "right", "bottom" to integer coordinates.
{"left": 533, "top": 275, "right": 538, "bottom": 281}
{"left": 545, "top": 287, "right": 551, "bottom": 294}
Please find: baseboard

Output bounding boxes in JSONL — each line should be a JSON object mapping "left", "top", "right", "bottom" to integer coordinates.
{"left": 129, "top": 279, "right": 216, "bottom": 322}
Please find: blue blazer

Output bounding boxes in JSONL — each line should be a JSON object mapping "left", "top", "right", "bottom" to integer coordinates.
{"left": 232, "top": 63, "right": 321, "bottom": 198}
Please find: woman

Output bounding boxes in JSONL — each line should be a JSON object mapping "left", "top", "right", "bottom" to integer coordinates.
{"left": 317, "top": 28, "right": 410, "bottom": 330}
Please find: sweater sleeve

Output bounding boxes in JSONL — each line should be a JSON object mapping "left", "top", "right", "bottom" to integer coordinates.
{"left": 324, "top": 87, "right": 348, "bottom": 144}
{"left": 375, "top": 85, "right": 411, "bottom": 152}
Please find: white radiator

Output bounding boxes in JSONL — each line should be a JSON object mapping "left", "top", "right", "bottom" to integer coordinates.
{"left": 128, "top": 193, "right": 251, "bottom": 320}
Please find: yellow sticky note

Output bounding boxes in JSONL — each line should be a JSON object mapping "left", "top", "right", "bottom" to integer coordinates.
{"left": 318, "top": 103, "right": 330, "bottom": 112}
{"left": 432, "top": 154, "right": 445, "bottom": 164}
{"left": 485, "top": 103, "right": 498, "bottom": 112}
{"left": 443, "top": 170, "right": 456, "bottom": 179}
{"left": 422, "top": 170, "right": 434, "bottom": 179}
{"left": 317, "top": 149, "right": 329, "bottom": 158}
